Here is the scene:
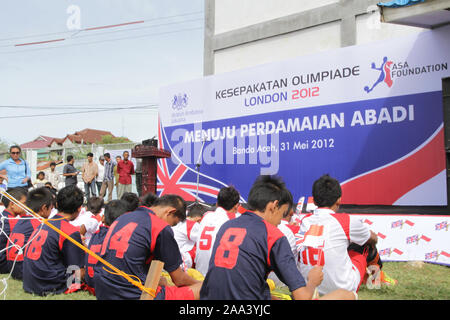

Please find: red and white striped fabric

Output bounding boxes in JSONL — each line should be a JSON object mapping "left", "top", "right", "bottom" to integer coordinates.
{"left": 296, "top": 208, "right": 370, "bottom": 295}
{"left": 172, "top": 219, "right": 201, "bottom": 270}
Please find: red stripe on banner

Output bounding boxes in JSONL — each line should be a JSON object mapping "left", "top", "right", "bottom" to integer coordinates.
{"left": 341, "top": 127, "right": 445, "bottom": 204}
{"left": 441, "top": 251, "right": 450, "bottom": 258}
{"left": 420, "top": 235, "right": 431, "bottom": 242}
{"left": 393, "top": 248, "right": 403, "bottom": 255}
{"left": 377, "top": 232, "right": 386, "bottom": 239}
{"left": 364, "top": 219, "right": 373, "bottom": 225}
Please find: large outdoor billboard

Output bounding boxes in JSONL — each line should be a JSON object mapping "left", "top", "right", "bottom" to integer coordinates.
{"left": 158, "top": 26, "right": 450, "bottom": 206}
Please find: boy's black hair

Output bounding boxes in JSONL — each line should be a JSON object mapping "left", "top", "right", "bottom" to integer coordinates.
{"left": 217, "top": 186, "right": 240, "bottom": 211}
{"left": 152, "top": 194, "right": 186, "bottom": 222}
{"left": 87, "top": 196, "right": 104, "bottom": 214}
{"left": 86, "top": 152, "right": 93, "bottom": 157}
{"left": 247, "top": 175, "right": 289, "bottom": 212}
{"left": 26, "top": 187, "right": 53, "bottom": 213}
{"left": 2, "top": 187, "right": 28, "bottom": 208}
{"left": 37, "top": 171, "right": 45, "bottom": 178}
{"left": 312, "top": 174, "right": 342, "bottom": 208}
{"left": 121, "top": 192, "right": 140, "bottom": 212}
{"left": 66, "top": 155, "right": 74, "bottom": 162}
{"left": 50, "top": 162, "right": 56, "bottom": 167}
{"left": 140, "top": 192, "right": 158, "bottom": 207}
{"left": 187, "top": 203, "right": 210, "bottom": 219}
{"left": 103, "top": 200, "right": 129, "bottom": 226}
{"left": 283, "top": 189, "right": 294, "bottom": 219}
{"left": 56, "top": 185, "right": 84, "bottom": 214}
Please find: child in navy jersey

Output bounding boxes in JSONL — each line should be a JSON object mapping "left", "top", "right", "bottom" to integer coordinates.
{"left": 200, "top": 175, "right": 323, "bottom": 300}
{"left": 0, "top": 187, "right": 27, "bottom": 273}
{"left": 84, "top": 199, "right": 128, "bottom": 295}
{"left": 22, "top": 185, "right": 85, "bottom": 296}
{"left": 6, "top": 187, "right": 53, "bottom": 279}
{"left": 95, "top": 194, "right": 202, "bottom": 300}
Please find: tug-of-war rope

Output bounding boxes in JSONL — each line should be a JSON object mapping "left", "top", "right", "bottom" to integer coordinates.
{"left": 0, "top": 188, "right": 156, "bottom": 300}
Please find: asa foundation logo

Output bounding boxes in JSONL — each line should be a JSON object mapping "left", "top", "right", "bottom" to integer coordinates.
{"left": 364, "top": 57, "right": 394, "bottom": 93}
{"left": 364, "top": 56, "right": 448, "bottom": 93}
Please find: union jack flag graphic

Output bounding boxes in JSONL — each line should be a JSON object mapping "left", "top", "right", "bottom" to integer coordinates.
{"left": 156, "top": 119, "right": 224, "bottom": 203}
{"left": 391, "top": 220, "right": 403, "bottom": 229}
{"left": 295, "top": 230, "right": 306, "bottom": 248}
{"left": 406, "top": 234, "right": 419, "bottom": 244}
{"left": 435, "top": 221, "right": 448, "bottom": 231}
{"left": 425, "top": 251, "right": 439, "bottom": 260}
{"left": 391, "top": 219, "right": 414, "bottom": 229}
{"left": 379, "top": 248, "right": 391, "bottom": 256}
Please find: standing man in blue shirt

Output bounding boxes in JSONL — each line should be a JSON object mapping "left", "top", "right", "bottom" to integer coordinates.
{"left": 0, "top": 145, "right": 31, "bottom": 192}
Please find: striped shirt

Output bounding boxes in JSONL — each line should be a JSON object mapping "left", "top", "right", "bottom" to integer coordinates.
{"left": 103, "top": 160, "right": 115, "bottom": 181}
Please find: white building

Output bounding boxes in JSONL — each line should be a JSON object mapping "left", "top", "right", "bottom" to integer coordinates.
{"left": 204, "top": 0, "right": 450, "bottom": 75}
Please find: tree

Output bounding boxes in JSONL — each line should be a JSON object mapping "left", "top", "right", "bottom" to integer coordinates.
{"left": 100, "top": 135, "right": 131, "bottom": 144}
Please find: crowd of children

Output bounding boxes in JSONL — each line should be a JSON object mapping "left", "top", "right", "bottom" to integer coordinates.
{"left": 0, "top": 173, "right": 396, "bottom": 300}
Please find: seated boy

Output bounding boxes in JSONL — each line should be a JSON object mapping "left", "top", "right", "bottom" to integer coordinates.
{"left": 172, "top": 203, "right": 209, "bottom": 271}
{"left": 296, "top": 174, "right": 385, "bottom": 296}
{"left": 121, "top": 192, "right": 140, "bottom": 212}
{"left": 6, "top": 187, "right": 53, "bottom": 279}
{"left": 95, "top": 194, "right": 202, "bottom": 300}
{"left": 200, "top": 175, "right": 323, "bottom": 300}
{"left": 71, "top": 196, "right": 103, "bottom": 246}
{"left": 0, "top": 187, "right": 27, "bottom": 273}
{"left": 195, "top": 186, "right": 241, "bottom": 276}
{"left": 84, "top": 199, "right": 129, "bottom": 295}
{"left": 22, "top": 185, "right": 86, "bottom": 296}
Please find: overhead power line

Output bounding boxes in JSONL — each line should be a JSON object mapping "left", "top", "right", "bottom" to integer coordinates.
{"left": 0, "top": 102, "right": 156, "bottom": 110}
{"left": 0, "top": 10, "right": 203, "bottom": 43}
{"left": 0, "top": 104, "right": 159, "bottom": 119}
{"left": 0, "top": 26, "right": 203, "bottom": 54}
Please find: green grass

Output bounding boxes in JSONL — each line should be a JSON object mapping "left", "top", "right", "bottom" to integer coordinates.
{"left": 358, "top": 261, "right": 450, "bottom": 300}
{"left": 1, "top": 262, "right": 449, "bottom": 300}
{"left": 276, "top": 262, "right": 450, "bottom": 300}
{"left": 0, "top": 276, "right": 96, "bottom": 300}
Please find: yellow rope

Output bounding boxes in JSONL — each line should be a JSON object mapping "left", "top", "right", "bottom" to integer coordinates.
{"left": 102, "top": 266, "right": 156, "bottom": 297}
{"left": 0, "top": 190, "right": 156, "bottom": 298}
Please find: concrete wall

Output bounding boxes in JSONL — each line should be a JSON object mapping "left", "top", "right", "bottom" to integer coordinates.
{"left": 214, "top": 0, "right": 339, "bottom": 34}
{"left": 206, "top": 0, "right": 426, "bottom": 75}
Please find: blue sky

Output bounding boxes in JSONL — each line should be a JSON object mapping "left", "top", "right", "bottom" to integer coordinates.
{"left": 0, "top": 0, "right": 204, "bottom": 145}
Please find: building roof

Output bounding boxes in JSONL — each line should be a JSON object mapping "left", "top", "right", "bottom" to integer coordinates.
{"left": 21, "top": 129, "right": 117, "bottom": 150}
{"left": 21, "top": 135, "right": 56, "bottom": 149}
{"left": 64, "top": 128, "right": 116, "bottom": 144}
